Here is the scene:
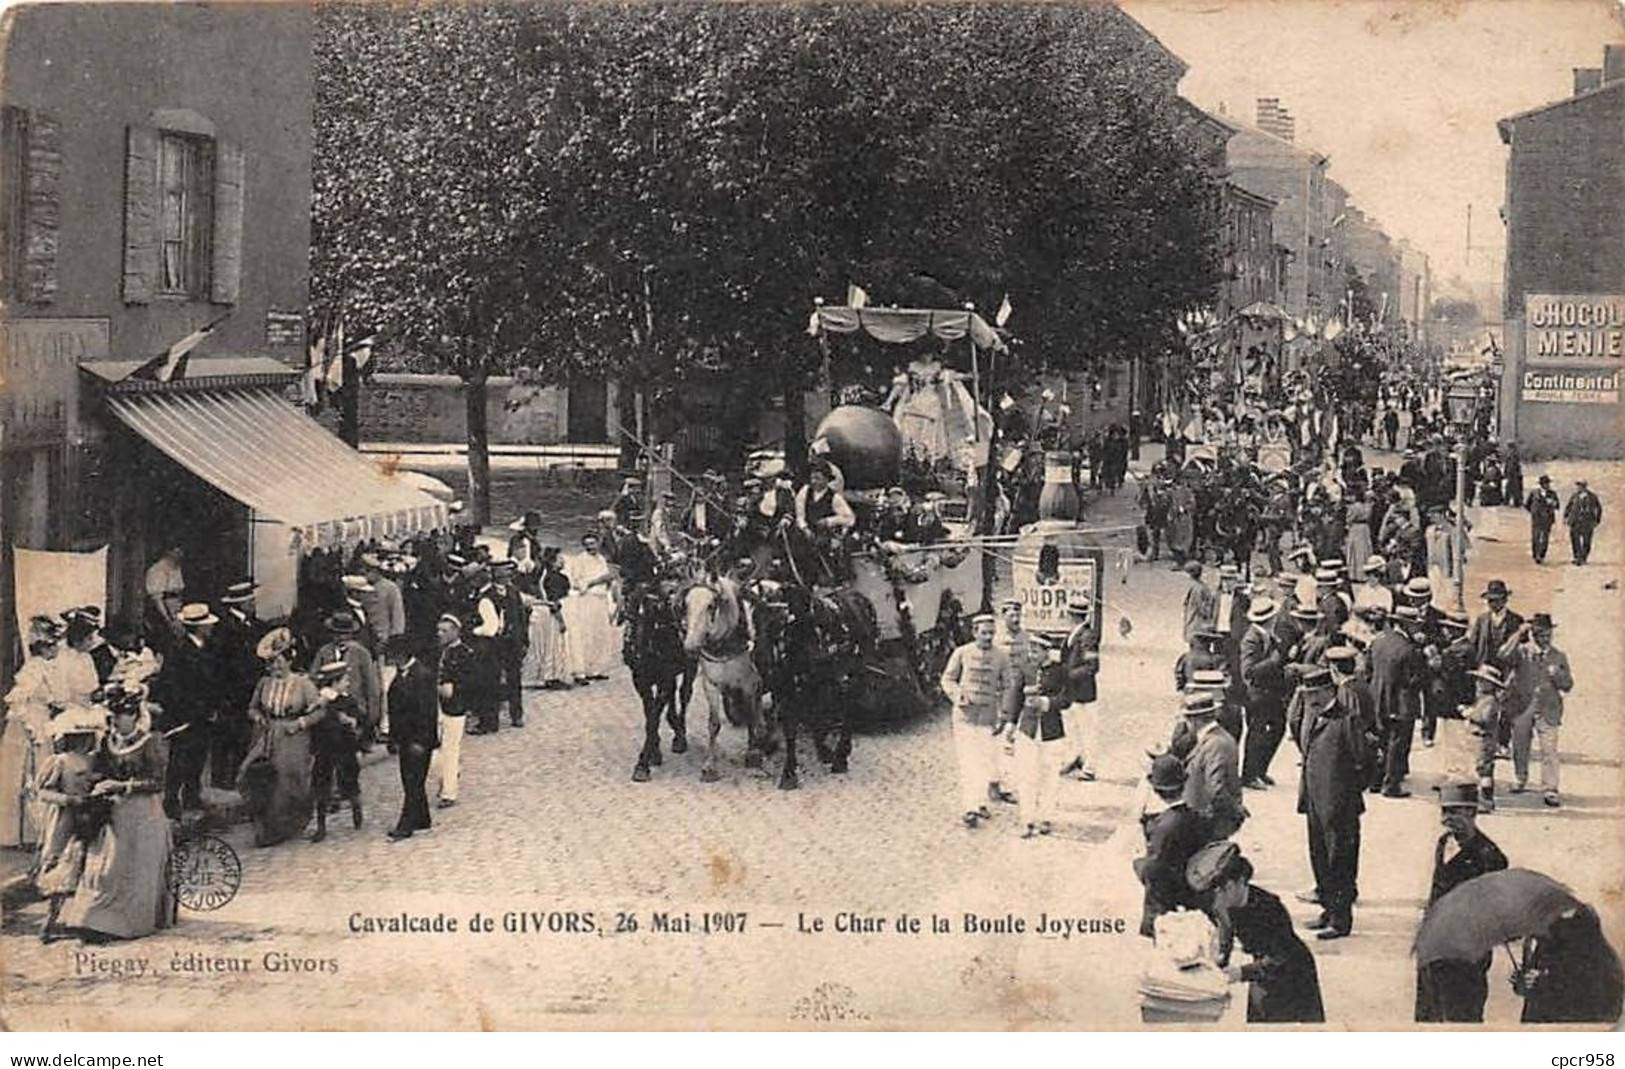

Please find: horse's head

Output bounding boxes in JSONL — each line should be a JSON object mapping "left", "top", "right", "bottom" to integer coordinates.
{"left": 681, "top": 580, "right": 740, "bottom": 655}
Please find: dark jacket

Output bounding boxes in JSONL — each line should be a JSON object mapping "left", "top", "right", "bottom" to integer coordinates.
{"left": 1368, "top": 629, "right": 1425, "bottom": 724}
{"left": 215, "top": 608, "right": 267, "bottom": 713}
{"left": 1219, "top": 886, "right": 1326, "bottom": 1023}
{"left": 1062, "top": 622, "right": 1098, "bottom": 706}
{"left": 1133, "top": 803, "right": 1210, "bottom": 937}
{"left": 387, "top": 655, "right": 440, "bottom": 750}
{"left": 1428, "top": 829, "right": 1507, "bottom": 906}
{"left": 437, "top": 640, "right": 475, "bottom": 718}
{"left": 1298, "top": 697, "right": 1371, "bottom": 822}
{"left": 1467, "top": 609, "right": 1524, "bottom": 671}
{"left": 151, "top": 635, "right": 217, "bottom": 731}
{"left": 1238, "top": 624, "right": 1287, "bottom": 707}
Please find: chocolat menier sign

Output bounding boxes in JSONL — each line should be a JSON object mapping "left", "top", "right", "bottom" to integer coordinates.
{"left": 1522, "top": 293, "right": 1624, "bottom": 405}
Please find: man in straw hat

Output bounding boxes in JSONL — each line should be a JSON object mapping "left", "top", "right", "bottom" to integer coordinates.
{"left": 1058, "top": 598, "right": 1100, "bottom": 782}
{"left": 1180, "top": 691, "right": 1246, "bottom": 840}
{"left": 212, "top": 579, "right": 264, "bottom": 789}
{"left": 1414, "top": 781, "right": 1508, "bottom": 1022}
{"left": 1237, "top": 596, "right": 1287, "bottom": 790}
{"left": 939, "top": 614, "right": 1018, "bottom": 829}
{"left": 151, "top": 602, "right": 218, "bottom": 819}
{"left": 1132, "top": 752, "right": 1208, "bottom": 937}
{"left": 1498, "top": 612, "right": 1572, "bottom": 807}
{"left": 1464, "top": 663, "right": 1510, "bottom": 812}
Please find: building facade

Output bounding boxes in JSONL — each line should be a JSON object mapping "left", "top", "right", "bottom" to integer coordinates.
{"left": 1495, "top": 46, "right": 1625, "bottom": 458}
{"left": 1, "top": 5, "right": 444, "bottom": 681}
{"left": 1224, "top": 124, "right": 1331, "bottom": 320}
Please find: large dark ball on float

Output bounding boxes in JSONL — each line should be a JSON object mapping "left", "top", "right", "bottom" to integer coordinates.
{"left": 812, "top": 406, "right": 903, "bottom": 490}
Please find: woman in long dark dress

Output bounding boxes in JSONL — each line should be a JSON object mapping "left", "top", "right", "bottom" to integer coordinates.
{"left": 1187, "top": 843, "right": 1327, "bottom": 1023}
{"left": 59, "top": 688, "right": 176, "bottom": 941}
{"left": 237, "top": 628, "right": 326, "bottom": 847}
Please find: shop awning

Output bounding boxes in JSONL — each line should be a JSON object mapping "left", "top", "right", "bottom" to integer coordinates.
{"left": 105, "top": 387, "right": 450, "bottom": 552}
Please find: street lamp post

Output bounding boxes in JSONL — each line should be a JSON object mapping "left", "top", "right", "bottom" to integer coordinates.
{"left": 1444, "top": 382, "right": 1480, "bottom": 613}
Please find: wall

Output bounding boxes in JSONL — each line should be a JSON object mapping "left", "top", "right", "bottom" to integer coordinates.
{"left": 1501, "top": 84, "right": 1625, "bottom": 321}
{"left": 358, "top": 373, "right": 567, "bottom": 445}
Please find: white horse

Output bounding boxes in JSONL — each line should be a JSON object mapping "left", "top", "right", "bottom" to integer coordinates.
{"left": 681, "top": 579, "right": 764, "bottom": 781}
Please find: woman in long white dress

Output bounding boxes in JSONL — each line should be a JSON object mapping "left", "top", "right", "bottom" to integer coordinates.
{"left": 521, "top": 547, "right": 572, "bottom": 689}
{"left": 1, "top": 618, "right": 99, "bottom": 848}
{"left": 562, "top": 533, "right": 622, "bottom": 683}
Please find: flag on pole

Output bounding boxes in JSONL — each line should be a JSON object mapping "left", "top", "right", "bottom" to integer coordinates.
{"left": 127, "top": 312, "right": 229, "bottom": 383}
{"left": 995, "top": 293, "right": 1013, "bottom": 328}
{"left": 346, "top": 333, "right": 377, "bottom": 375}
{"left": 324, "top": 320, "right": 347, "bottom": 390}
{"left": 846, "top": 284, "right": 869, "bottom": 310}
{"left": 303, "top": 318, "right": 327, "bottom": 409}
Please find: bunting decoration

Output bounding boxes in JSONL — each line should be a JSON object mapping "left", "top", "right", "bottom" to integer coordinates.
{"left": 127, "top": 312, "right": 230, "bottom": 383}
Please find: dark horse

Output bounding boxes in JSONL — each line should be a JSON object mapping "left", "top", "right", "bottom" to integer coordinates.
{"left": 755, "top": 581, "right": 878, "bottom": 790}
{"left": 622, "top": 580, "right": 696, "bottom": 782}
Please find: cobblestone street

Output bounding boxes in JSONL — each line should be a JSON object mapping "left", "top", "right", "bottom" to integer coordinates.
{"left": 4, "top": 456, "right": 1621, "bottom": 1030}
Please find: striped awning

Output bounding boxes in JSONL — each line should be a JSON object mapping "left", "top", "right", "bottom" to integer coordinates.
{"left": 106, "top": 387, "right": 449, "bottom": 552}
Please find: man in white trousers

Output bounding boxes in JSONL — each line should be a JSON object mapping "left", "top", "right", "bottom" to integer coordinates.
{"left": 431, "top": 614, "right": 473, "bottom": 808}
{"left": 1059, "top": 600, "right": 1101, "bottom": 781}
{"left": 940, "top": 614, "right": 1018, "bottom": 829}
{"left": 1012, "top": 635, "right": 1070, "bottom": 837}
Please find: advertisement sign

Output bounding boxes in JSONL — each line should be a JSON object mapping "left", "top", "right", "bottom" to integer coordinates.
{"left": 1524, "top": 294, "right": 1624, "bottom": 366}
{"left": 1011, "top": 542, "right": 1103, "bottom": 639}
{"left": 1522, "top": 368, "right": 1620, "bottom": 405}
{"left": 0, "top": 317, "right": 109, "bottom": 445}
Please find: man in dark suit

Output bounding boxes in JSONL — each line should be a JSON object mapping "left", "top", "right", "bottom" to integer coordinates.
{"left": 1367, "top": 608, "right": 1426, "bottom": 797}
{"left": 1467, "top": 579, "right": 1523, "bottom": 671}
{"left": 1415, "top": 782, "right": 1509, "bottom": 1021}
{"left": 490, "top": 560, "right": 529, "bottom": 728}
{"left": 1181, "top": 692, "right": 1246, "bottom": 839}
{"left": 1298, "top": 663, "right": 1372, "bottom": 939}
{"left": 386, "top": 635, "right": 440, "bottom": 840}
{"left": 1133, "top": 753, "right": 1209, "bottom": 937}
{"left": 211, "top": 579, "right": 265, "bottom": 788}
{"left": 1238, "top": 597, "right": 1288, "bottom": 790}
{"left": 152, "top": 602, "right": 220, "bottom": 818}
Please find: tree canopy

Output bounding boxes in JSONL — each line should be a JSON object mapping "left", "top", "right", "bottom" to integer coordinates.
{"left": 312, "top": 1, "right": 1225, "bottom": 479}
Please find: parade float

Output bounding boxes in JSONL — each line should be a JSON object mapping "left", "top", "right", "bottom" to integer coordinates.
{"left": 805, "top": 300, "right": 1107, "bottom": 714}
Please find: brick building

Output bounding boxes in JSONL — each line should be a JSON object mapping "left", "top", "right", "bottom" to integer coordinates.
{"left": 1495, "top": 45, "right": 1625, "bottom": 458}
{"left": 0, "top": 5, "right": 442, "bottom": 679}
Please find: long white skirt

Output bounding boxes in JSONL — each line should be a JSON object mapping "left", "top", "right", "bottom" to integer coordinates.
{"left": 522, "top": 600, "right": 569, "bottom": 687}
{"left": 562, "top": 591, "right": 622, "bottom": 679}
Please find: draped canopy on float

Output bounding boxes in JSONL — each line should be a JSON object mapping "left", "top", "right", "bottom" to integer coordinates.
{"left": 806, "top": 305, "right": 1008, "bottom": 353}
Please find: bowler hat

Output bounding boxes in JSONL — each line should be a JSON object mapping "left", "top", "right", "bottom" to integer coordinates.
{"left": 1481, "top": 579, "right": 1511, "bottom": 599}
{"left": 1183, "top": 561, "right": 1204, "bottom": 579}
{"left": 1538, "top": 475, "right": 1551, "bottom": 485}
{"left": 1147, "top": 754, "right": 1187, "bottom": 795}
{"left": 1529, "top": 612, "right": 1555, "bottom": 630}
{"left": 1439, "top": 781, "right": 1480, "bottom": 810}
{"left": 1194, "top": 628, "right": 1226, "bottom": 643}
{"left": 324, "top": 611, "right": 361, "bottom": 635}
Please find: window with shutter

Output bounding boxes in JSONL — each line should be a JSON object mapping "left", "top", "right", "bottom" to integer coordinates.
{"left": 122, "top": 125, "right": 161, "bottom": 304}
{"left": 0, "top": 105, "right": 60, "bottom": 304}
{"left": 211, "top": 140, "right": 243, "bottom": 305}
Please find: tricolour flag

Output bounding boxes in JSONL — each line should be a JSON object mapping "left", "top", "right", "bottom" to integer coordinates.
{"left": 347, "top": 333, "right": 377, "bottom": 375}
{"left": 128, "top": 312, "right": 230, "bottom": 383}
{"left": 324, "top": 320, "right": 347, "bottom": 390}
{"left": 303, "top": 322, "right": 327, "bottom": 409}
{"left": 846, "top": 284, "right": 869, "bottom": 310}
{"left": 995, "top": 293, "right": 1013, "bottom": 328}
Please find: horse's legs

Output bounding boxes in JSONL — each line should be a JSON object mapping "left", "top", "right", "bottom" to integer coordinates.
{"left": 668, "top": 660, "right": 691, "bottom": 754}
{"left": 778, "top": 693, "right": 800, "bottom": 790}
{"left": 700, "top": 678, "right": 723, "bottom": 782}
{"left": 632, "top": 674, "right": 662, "bottom": 783}
{"left": 831, "top": 691, "right": 852, "bottom": 775}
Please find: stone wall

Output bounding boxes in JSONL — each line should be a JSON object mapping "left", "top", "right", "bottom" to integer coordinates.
{"left": 359, "top": 373, "right": 573, "bottom": 444}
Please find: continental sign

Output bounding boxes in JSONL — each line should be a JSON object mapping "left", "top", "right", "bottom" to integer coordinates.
{"left": 1525, "top": 294, "right": 1624, "bottom": 363}
{"left": 1522, "top": 368, "right": 1620, "bottom": 405}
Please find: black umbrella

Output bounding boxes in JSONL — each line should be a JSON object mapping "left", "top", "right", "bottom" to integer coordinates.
{"left": 1414, "top": 868, "right": 1585, "bottom": 966}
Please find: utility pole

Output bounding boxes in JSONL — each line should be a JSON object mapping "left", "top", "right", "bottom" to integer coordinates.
{"left": 1465, "top": 203, "right": 1473, "bottom": 272}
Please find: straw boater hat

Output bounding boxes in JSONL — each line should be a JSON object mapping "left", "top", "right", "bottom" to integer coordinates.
{"left": 1066, "top": 599, "right": 1090, "bottom": 617}
{"left": 342, "top": 574, "right": 375, "bottom": 594}
{"left": 1290, "top": 604, "right": 1321, "bottom": 621}
{"left": 1313, "top": 568, "right": 1339, "bottom": 587}
{"left": 1325, "top": 646, "right": 1359, "bottom": 667}
{"left": 1363, "top": 554, "right": 1387, "bottom": 575}
{"left": 1246, "top": 597, "right": 1278, "bottom": 624}
{"left": 1403, "top": 577, "right": 1432, "bottom": 601}
{"left": 177, "top": 603, "right": 218, "bottom": 628}
{"left": 1190, "top": 669, "right": 1229, "bottom": 691}
{"left": 1181, "top": 692, "right": 1219, "bottom": 718}
{"left": 1469, "top": 664, "right": 1508, "bottom": 688}
{"left": 220, "top": 580, "right": 258, "bottom": 605}
{"left": 314, "top": 656, "right": 349, "bottom": 681}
